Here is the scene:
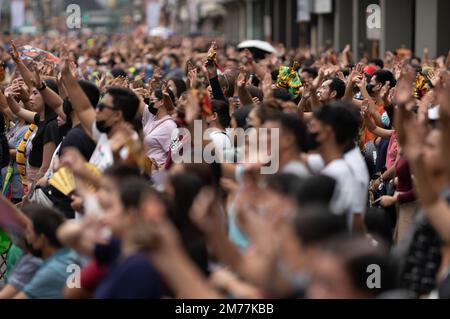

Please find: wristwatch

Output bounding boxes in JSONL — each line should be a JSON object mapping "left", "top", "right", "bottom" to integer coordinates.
{"left": 37, "top": 81, "right": 46, "bottom": 91}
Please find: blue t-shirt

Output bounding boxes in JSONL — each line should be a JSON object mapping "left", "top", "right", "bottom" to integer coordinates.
{"left": 23, "top": 249, "right": 81, "bottom": 299}
{"left": 7, "top": 253, "right": 43, "bottom": 290}
{"left": 93, "top": 238, "right": 164, "bottom": 299}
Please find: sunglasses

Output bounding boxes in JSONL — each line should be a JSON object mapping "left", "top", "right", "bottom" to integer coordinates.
{"left": 97, "top": 102, "right": 119, "bottom": 112}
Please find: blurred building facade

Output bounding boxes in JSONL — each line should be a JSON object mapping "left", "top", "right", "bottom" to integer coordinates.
{"left": 220, "top": 0, "right": 450, "bottom": 59}
{"left": 1, "top": 0, "right": 449, "bottom": 59}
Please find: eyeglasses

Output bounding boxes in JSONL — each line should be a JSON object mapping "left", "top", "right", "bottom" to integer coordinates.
{"left": 97, "top": 102, "right": 119, "bottom": 112}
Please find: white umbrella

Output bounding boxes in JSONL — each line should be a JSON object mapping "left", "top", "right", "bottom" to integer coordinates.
{"left": 237, "top": 40, "right": 276, "bottom": 54}
{"left": 149, "top": 26, "right": 173, "bottom": 39}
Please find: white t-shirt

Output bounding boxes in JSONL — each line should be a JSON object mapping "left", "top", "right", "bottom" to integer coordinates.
{"left": 344, "top": 147, "right": 370, "bottom": 214}
{"left": 90, "top": 121, "right": 103, "bottom": 143}
{"left": 44, "top": 142, "right": 62, "bottom": 180}
{"left": 282, "top": 160, "right": 311, "bottom": 179}
{"left": 88, "top": 122, "right": 139, "bottom": 172}
{"left": 209, "top": 130, "right": 233, "bottom": 162}
{"left": 89, "top": 123, "right": 113, "bottom": 172}
{"left": 321, "top": 159, "right": 357, "bottom": 216}
{"left": 307, "top": 147, "right": 369, "bottom": 214}
{"left": 307, "top": 147, "right": 369, "bottom": 229}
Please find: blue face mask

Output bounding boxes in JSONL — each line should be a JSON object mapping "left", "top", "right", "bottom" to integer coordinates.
{"left": 163, "top": 58, "right": 172, "bottom": 69}
{"left": 227, "top": 202, "right": 249, "bottom": 251}
{"left": 277, "top": 261, "right": 309, "bottom": 292}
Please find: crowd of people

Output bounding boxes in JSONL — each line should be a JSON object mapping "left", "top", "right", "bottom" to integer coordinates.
{"left": 0, "top": 29, "right": 450, "bottom": 299}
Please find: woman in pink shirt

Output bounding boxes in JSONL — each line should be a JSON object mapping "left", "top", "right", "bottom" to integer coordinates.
{"left": 385, "top": 130, "right": 398, "bottom": 170}
{"left": 143, "top": 87, "right": 177, "bottom": 168}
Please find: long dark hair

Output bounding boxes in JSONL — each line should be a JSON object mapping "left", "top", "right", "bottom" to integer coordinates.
{"left": 0, "top": 113, "right": 11, "bottom": 168}
{"left": 43, "top": 79, "right": 58, "bottom": 122}
{"left": 32, "top": 79, "right": 59, "bottom": 143}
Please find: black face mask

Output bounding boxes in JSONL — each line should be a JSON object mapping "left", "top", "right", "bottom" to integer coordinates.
{"left": 305, "top": 131, "right": 321, "bottom": 151}
{"left": 96, "top": 120, "right": 113, "bottom": 134}
{"left": 25, "top": 241, "right": 43, "bottom": 258}
{"left": 147, "top": 101, "right": 158, "bottom": 116}
{"left": 366, "top": 84, "right": 375, "bottom": 95}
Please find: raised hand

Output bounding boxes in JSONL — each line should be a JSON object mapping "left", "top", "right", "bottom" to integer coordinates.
{"left": 190, "top": 187, "right": 225, "bottom": 236}
{"left": 337, "top": 70, "right": 346, "bottom": 83}
{"left": 96, "top": 71, "right": 107, "bottom": 91}
{"left": 343, "top": 44, "right": 351, "bottom": 55}
{"left": 236, "top": 66, "right": 248, "bottom": 88}
{"left": 205, "top": 42, "right": 218, "bottom": 78}
{"left": 4, "top": 83, "right": 21, "bottom": 99}
{"left": 132, "top": 87, "right": 148, "bottom": 100}
{"left": 435, "top": 70, "right": 450, "bottom": 121}
{"left": 446, "top": 50, "right": 450, "bottom": 69}
{"left": 186, "top": 59, "right": 195, "bottom": 72}
{"left": 185, "top": 90, "right": 201, "bottom": 124}
{"left": 30, "top": 62, "right": 42, "bottom": 88}
{"left": 301, "top": 80, "right": 313, "bottom": 100}
{"left": 9, "top": 40, "right": 21, "bottom": 62}
{"left": 384, "top": 51, "right": 395, "bottom": 64}
{"left": 436, "top": 55, "right": 446, "bottom": 70}
{"left": 393, "top": 62, "right": 402, "bottom": 81}
{"left": 427, "top": 69, "right": 440, "bottom": 87}
{"left": 417, "top": 90, "right": 434, "bottom": 124}
{"left": 148, "top": 67, "right": 162, "bottom": 93}
{"left": 161, "top": 80, "right": 169, "bottom": 96}
{"left": 17, "top": 82, "right": 30, "bottom": 102}
{"left": 402, "top": 109, "right": 425, "bottom": 163}
{"left": 361, "top": 99, "right": 370, "bottom": 118}
{"left": 348, "top": 62, "right": 364, "bottom": 83}
{"left": 323, "top": 65, "right": 339, "bottom": 78}
{"left": 207, "top": 41, "right": 218, "bottom": 60}
{"left": 395, "top": 67, "right": 416, "bottom": 105}
{"left": 387, "top": 87, "right": 396, "bottom": 106}
{"left": 59, "top": 50, "right": 73, "bottom": 79}
{"left": 261, "top": 72, "right": 273, "bottom": 98}
{"left": 423, "top": 47, "right": 430, "bottom": 66}
{"left": 379, "top": 81, "right": 391, "bottom": 101}
{"left": 354, "top": 73, "right": 367, "bottom": 89}
{"left": 187, "top": 68, "right": 198, "bottom": 87}
{"left": 69, "top": 61, "right": 78, "bottom": 78}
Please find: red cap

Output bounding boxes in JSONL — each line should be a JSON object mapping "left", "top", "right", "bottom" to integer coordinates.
{"left": 364, "top": 64, "right": 378, "bottom": 75}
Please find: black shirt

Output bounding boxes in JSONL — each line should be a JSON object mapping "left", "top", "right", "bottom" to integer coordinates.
{"left": 28, "top": 114, "right": 60, "bottom": 168}
{"left": 93, "top": 238, "right": 165, "bottom": 299}
{"left": 60, "top": 124, "right": 96, "bottom": 160}
{"left": 43, "top": 124, "right": 97, "bottom": 219}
